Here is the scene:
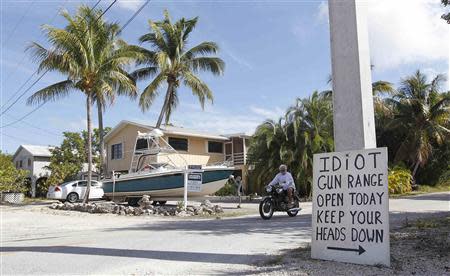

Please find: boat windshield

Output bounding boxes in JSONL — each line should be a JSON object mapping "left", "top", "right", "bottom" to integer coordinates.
{"left": 139, "top": 162, "right": 175, "bottom": 172}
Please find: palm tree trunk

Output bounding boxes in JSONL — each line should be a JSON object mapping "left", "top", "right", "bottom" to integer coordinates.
{"left": 83, "top": 94, "right": 93, "bottom": 203}
{"left": 97, "top": 100, "right": 106, "bottom": 177}
{"left": 411, "top": 160, "right": 420, "bottom": 185}
{"left": 155, "top": 82, "right": 174, "bottom": 128}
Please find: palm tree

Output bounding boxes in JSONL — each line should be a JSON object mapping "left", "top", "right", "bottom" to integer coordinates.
{"left": 27, "top": 6, "right": 140, "bottom": 202}
{"left": 132, "top": 10, "right": 225, "bottom": 128}
{"left": 285, "top": 91, "right": 334, "bottom": 196}
{"left": 247, "top": 91, "right": 334, "bottom": 196}
{"left": 387, "top": 70, "right": 450, "bottom": 182}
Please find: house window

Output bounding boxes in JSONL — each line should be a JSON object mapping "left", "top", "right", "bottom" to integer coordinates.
{"left": 208, "top": 141, "right": 224, "bottom": 153}
{"left": 111, "top": 143, "right": 123, "bottom": 160}
{"left": 28, "top": 158, "right": 32, "bottom": 167}
{"left": 168, "top": 137, "right": 188, "bottom": 151}
{"left": 19, "top": 160, "right": 23, "bottom": 168}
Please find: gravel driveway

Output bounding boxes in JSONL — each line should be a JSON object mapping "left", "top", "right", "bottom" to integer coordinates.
{"left": 1, "top": 192, "right": 449, "bottom": 275}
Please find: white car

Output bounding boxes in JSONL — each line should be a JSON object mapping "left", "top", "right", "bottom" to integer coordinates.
{"left": 47, "top": 180, "right": 104, "bottom": 203}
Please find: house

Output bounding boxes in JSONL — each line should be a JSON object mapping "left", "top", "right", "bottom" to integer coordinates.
{"left": 104, "top": 120, "right": 251, "bottom": 192}
{"left": 12, "top": 144, "right": 53, "bottom": 197}
{"left": 12, "top": 145, "right": 99, "bottom": 198}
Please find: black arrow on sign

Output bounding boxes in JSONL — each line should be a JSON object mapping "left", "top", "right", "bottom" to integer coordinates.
{"left": 327, "top": 245, "right": 366, "bottom": 255}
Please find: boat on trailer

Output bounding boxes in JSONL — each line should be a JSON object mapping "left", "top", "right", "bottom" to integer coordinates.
{"left": 102, "top": 129, "right": 234, "bottom": 203}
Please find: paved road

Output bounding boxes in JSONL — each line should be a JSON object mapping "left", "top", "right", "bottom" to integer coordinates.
{"left": 1, "top": 192, "right": 449, "bottom": 275}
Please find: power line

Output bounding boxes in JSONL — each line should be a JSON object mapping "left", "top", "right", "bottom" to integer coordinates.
{"left": 0, "top": 0, "right": 109, "bottom": 118}
{"left": 2, "top": 0, "right": 37, "bottom": 46}
{"left": 1, "top": 102, "right": 45, "bottom": 129}
{"left": 4, "top": 0, "right": 70, "bottom": 82}
{"left": 3, "top": 114, "right": 63, "bottom": 137}
{"left": 119, "top": 0, "right": 151, "bottom": 33}
{"left": 0, "top": 0, "right": 150, "bottom": 129}
{"left": 0, "top": 69, "right": 49, "bottom": 115}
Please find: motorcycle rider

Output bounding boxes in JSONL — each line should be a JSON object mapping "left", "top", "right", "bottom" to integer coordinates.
{"left": 268, "top": 164, "right": 296, "bottom": 208}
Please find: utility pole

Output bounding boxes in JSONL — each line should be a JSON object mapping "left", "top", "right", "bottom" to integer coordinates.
{"left": 328, "top": 0, "right": 376, "bottom": 151}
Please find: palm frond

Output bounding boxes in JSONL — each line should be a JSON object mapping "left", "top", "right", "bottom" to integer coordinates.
{"left": 27, "top": 79, "right": 75, "bottom": 105}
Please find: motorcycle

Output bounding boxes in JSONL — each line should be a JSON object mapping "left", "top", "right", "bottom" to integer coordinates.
{"left": 259, "top": 184, "right": 301, "bottom": 220}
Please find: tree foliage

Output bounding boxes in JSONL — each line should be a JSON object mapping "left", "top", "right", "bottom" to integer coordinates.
{"left": 46, "top": 128, "right": 110, "bottom": 187}
{"left": 247, "top": 91, "right": 334, "bottom": 196}
{"left": 132, "top": 10, "right": 225, "bottom": 128}
{"left": 0, "top": 152, "right": 28, "bottom": 192}
{"left": 27, "top": 6, "right": 140, "bottom": 202}
{"left": 248, "top": 70, "right": 450, "bottom": 195}
{"left": 442, "top": 0, "right": 450, "bottom": 23}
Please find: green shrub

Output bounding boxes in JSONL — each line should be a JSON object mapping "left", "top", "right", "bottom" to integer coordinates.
{"left": 437, "top": 169, "right": 450, "bottom": 186}
{"left": 388, "top": 166, "right": 413, "bottom": 194}
{"left": 214, "top": 181, "right": 236, "bottom": 196}
{"left": 0, "top": 152, "right": 28, "bottom": 193}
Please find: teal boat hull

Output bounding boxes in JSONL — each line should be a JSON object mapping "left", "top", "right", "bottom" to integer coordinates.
{"left": 102, "top": 168, "right": 234, "bottom": 198}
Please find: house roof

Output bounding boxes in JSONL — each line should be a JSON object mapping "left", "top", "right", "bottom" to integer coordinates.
{"left": 104, "top": 120, "right": 231, "bottom": 142}
{"left": 13, "top": 145, "right": 53, "bottom": 160}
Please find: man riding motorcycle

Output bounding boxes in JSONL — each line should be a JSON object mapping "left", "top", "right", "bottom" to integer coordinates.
{"left": 268, "top": 164, "right": 295, "bottom": 208}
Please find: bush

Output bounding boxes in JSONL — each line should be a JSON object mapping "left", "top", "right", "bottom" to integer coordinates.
{"left": 437, "top": 169, "right": 450, "bottom": 186}
{"left": 214, "top": 181, "right": 236, "bottom": 196}
{"left": 388, "top": 166, "right": 413, "bottom": 194}
{"left": 0, "top": 152, "right": 28, "bottom": 193}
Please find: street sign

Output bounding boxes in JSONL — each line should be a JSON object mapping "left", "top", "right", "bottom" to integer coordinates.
{"left": 311, "top": 147, "right": 390, "bottom": 266}
{"left": 187, "top": 172, "right": 202, "bottom": 192}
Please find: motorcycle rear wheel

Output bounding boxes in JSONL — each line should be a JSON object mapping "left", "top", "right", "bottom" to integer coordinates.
{"left": 259, "top": 198, "right": 274, "bottom": 220}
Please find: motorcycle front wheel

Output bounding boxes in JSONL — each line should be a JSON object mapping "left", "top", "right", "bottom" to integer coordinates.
{"left": 287, "top": 210, "right": 299, "bottom": 217}
{"left": 259, "top": 198, "right": 274, "bottom": 220}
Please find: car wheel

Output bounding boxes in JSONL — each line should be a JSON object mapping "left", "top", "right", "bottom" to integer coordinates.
{"left": 66, "top": 192, "right": 79, "bottom": 203}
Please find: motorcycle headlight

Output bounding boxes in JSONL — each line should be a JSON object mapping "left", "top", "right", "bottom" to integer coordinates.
{"left": 276, "top": 188, "right": 284, "bottom": 194}
{"left": 266, "top": 186, "right": 272, "bottom": 193}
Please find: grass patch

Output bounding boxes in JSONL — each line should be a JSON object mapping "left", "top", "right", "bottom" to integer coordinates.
{"left": 390, "top": 184, "right": 450, "bottom": 198}
{"left": 261, "top": 255, "right": 284, "bottom": 266}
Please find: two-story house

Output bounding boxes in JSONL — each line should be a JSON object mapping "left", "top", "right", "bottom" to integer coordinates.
{"left": 13, "top": 145, "right": 53, "bottom": 197}
{"left": 104, "top": 120, "right": 251, "bottom": 192}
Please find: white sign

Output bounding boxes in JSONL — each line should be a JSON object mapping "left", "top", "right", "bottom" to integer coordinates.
{"left": 311, "top": 147, "right": 390, "bottom": 266}
{"left": 187, "top": 172, "right": 202, "bottom": 192}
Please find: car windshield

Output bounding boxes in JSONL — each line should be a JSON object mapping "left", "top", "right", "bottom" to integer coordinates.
{"left": 61, "top": 181, "right": 76, "bottom": 186}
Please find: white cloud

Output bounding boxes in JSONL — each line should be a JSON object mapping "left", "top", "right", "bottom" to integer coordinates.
{"left": 170, "top": 104, "right": 284, "bottom": 135}
{"left": 117, "top": 0, "right": 144, "bottom": 11}
{"left": 249, "top": 105, "right": 284, "bottom": 119}
{"left": 316, "top": 0, "right": 449, "bottom": 71}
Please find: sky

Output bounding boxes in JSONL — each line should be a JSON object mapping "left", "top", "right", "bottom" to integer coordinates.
{"left": 0, "top": 0, "right": 449, "bottom": 154}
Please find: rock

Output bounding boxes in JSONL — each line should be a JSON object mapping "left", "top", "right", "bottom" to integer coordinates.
{"left": 93, "top": 202, "right": 116, "bottom": 213}
{"left": 201, "top": 200, "right": 213, "bottom": 208}
{"left": 125, "top": 206, "right": 134, "bottom": 215}
{"left": 119, "top": 210, "right": 126, "bottom": 216}
{"left": 50, "top": 203, "right": 58, "bottom": 209}
{"left": 133, "top": 208, "right": 143, "bottom": 216}
{"left": 177, "top": 211, "right": 189, "bottom": 217}
{"left": 213, "top": 205, "right": 224, "bottom": 213}
{"left": 203, "top": 207, "right": 213, "bottom": 215}
{"left": 138, "top": 195, "right": 153, "bottom": 210}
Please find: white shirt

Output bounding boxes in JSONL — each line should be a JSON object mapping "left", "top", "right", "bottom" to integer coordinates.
{"left": 268, "top": 172, "right": 295, "bottom": 190}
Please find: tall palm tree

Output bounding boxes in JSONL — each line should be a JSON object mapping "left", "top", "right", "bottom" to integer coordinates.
{"left": 27, "top": 6, "right": 140, "bottom": 202}
{"left": 247, "top": 91, "right": 334, "bottom": 196}
{"left": 387, "top": 70, "right": 450, "bottom": 182}
{"left": 285, "top": 91, "right": 334, "bottom": 196}
{"left": 132, "top": 10, "right": 225, "bottom": 128}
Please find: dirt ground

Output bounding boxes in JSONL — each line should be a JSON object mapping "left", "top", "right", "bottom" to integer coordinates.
{"left": 251, "top": 215, "right": 450, "bottom": 276}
